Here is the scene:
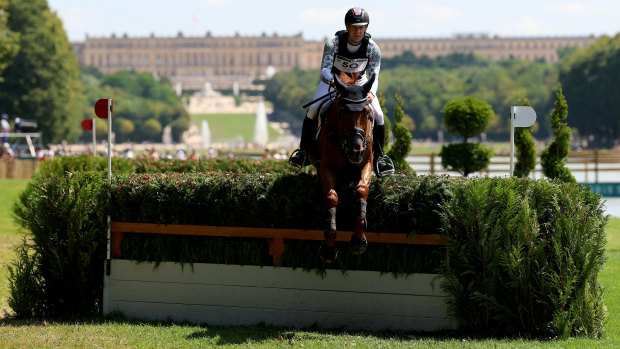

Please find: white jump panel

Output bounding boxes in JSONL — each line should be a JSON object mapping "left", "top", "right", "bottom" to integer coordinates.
{"left": 105, "top": 260, "right": 455, "bottom": 331}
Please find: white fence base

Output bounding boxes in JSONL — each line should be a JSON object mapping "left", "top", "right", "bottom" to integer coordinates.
{"left": 105, "top": 260, "right": 455, "bottom": 332}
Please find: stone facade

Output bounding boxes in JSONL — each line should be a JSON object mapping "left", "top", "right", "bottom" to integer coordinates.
{"left": 73, "top": 32, "right": 599, "bottom": 90}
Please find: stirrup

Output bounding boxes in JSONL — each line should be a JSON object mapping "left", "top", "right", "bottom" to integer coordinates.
{"left": 375, "top": 155, "right": 395, "bottom": 177}
{"left": 288, "top": 149, "right": 307, "bottom": 168}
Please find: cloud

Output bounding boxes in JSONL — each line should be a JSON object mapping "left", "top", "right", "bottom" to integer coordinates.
{"left": 546, "top": 3, "right": 586, "bottom": 15}
{"left": 298, "top": 8, "right": 348, "bottom": 25}
{"left": 512, "top": 15, "right": 544, "bottom": 35}
{"left": 411, "top": 2, "right": 461, "bottom": 20}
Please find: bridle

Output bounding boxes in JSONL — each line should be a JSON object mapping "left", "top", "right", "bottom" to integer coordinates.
{"left": 334, "top": 98, "right": 373, "bottom": 159}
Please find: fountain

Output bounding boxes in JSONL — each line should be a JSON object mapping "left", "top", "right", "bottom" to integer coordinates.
{"left": 253, "top": 100, "right": 269, "bottom": 146}
{"left": 162, "top": 125, "right": 172, "bottom": 144}
{"left": 201, "top": 120, "right": 211, "bottom": 149}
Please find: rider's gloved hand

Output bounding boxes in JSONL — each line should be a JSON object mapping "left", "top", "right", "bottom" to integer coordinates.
{"left": 320, "top": 68, "right": 334, "bottom": 85}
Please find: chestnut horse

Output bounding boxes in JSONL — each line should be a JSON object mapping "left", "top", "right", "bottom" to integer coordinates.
{"left": 308, "top": 73, "right": 375, "bottom": 262}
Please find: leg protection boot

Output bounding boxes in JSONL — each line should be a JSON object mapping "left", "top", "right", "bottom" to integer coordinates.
{"left": 373, "top": 124, "right": 395, "bottom": 176}
{"left": 289, "top": 116, "right": 317, "bottom": 168}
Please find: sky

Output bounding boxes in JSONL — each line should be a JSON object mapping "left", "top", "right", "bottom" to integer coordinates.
{"left": 47, "top": 0, "right": 620, "bottom": 42}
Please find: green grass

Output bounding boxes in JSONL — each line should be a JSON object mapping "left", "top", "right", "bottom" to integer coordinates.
{"left": 190, "top": 113, "right": 282, "bottom": 143}
{"left": 1, "top": 178, "right": 619, "bottom": 347}
{"left": 0, "top": 179, "right": 28, "bottom": 314}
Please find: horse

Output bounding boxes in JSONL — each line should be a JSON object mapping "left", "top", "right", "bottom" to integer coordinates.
{"left": 307, "top": 72, "right": 376, "bottom": 262}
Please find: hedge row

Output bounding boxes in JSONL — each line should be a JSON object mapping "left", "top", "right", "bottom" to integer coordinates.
{"left": 9, "top": 159, "right": 609, "bottom": 338}
{"left": 35, "top": 154, "right": 295, "bottom": 178}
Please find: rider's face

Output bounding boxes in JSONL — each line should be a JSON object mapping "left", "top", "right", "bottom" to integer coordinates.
{"left": 346, "top": 24, "right": 367, "bottom": 44}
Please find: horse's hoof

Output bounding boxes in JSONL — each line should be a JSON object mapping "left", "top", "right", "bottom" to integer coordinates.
{"left": 319, "top": 243, "right": 339, "bottom": 263}
{"left": 350, "top": 234, "right": 368, "bottom": 255}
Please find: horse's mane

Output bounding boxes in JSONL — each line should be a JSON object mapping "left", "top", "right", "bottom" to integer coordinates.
{"left": 338, "top": 72, "right": 360, "bottom": 86}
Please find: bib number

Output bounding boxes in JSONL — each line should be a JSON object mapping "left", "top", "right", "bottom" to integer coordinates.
{"left": 333, "top": 56, "right": 368, "bottom": 73}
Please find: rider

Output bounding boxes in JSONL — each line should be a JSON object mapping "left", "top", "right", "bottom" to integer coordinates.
{"left": 289, "top": 7, "right": 395, "bottom": 176}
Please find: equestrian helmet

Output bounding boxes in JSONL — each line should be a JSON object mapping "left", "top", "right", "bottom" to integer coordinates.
{"left": 345, "top": 7, "right": 369, "bottom": 26}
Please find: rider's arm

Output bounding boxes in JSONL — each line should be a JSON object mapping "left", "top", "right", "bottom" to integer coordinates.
{"left": 319, "top": 36, "right": 338, "bottom": 84}
{"left": 367, "top": 39, "right": 381, "bottom": 96}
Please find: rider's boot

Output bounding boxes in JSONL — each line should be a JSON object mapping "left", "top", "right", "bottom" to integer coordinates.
{"left": 289, "top": 116, "right": 317, "bottom": 168}
{"left": 373, "top": 124, "right": 395, "bottom": 177}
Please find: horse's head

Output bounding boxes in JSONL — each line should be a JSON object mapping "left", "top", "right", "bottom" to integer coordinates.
{"left": 332, "top": 74, "right": 375, "bottom": 165}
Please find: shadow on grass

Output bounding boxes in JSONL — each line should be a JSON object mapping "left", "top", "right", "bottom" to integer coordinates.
{"left": 0, "top": 312, "right": 461, "bottom": 346}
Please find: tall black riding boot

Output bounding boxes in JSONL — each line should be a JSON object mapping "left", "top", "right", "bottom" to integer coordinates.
{"left": 373, "top": 124, "right": 395, "bottom": 176}
{"left": 289, "top": 116, "right": 317, "bottom": 168}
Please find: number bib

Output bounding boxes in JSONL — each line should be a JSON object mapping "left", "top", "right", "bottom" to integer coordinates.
{"left": 333, "top": 55, "right": 368, "bottom": 74}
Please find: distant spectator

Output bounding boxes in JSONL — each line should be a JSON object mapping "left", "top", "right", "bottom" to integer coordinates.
{"left": 1, "top": 114, "right": 10, "bottom": 143}
{"left": 1, "top": 142, "right": 14, "bottom": 160}
{"left": 188, "top": 149, "right": 199, "bottom": 160}
{"left": 175, "top": 148, "right": 187, "bottom": 160}
{"left": 120, "top": 148, "right": 134, "bottom": 159}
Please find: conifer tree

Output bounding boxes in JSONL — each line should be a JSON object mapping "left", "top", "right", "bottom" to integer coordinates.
{"left": 386, "top": 89, "right": 412, "bottom": 171}
{"left": 541, "top": 84, "right": 575, "bottom": 183}
{"left": 513, "top": 97, "right": 537, "bottom": 178}
{"left": 0, "top": 0, "right": 84, "bottom": 143}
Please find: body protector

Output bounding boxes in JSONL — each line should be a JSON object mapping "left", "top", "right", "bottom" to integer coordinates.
{"left": 308, "top": 31, "right": 383, "bottom": 125}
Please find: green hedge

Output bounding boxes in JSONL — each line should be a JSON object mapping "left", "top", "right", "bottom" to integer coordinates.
{"left": 439, "top": 177, "right": 607, "bottom": 338}
{"left": 10, "top": 162, "right": 608, "bottom": 338}
{"left": 35, "top": 154, "right": 294, "bottom": 178}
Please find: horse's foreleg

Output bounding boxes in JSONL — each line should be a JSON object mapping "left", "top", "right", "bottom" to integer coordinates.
{"left": 320, "top": 188, "right": 339, "bottom": 262}
{"left": 351, "top": 164, "right": 373, "bottom": 255}
{"left": 325, "top": 189, "right": 338, "bottom": 246}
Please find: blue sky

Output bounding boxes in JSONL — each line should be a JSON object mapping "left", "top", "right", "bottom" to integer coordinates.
{"left": 48, "top": 0, "right": 620, "bottom": 42}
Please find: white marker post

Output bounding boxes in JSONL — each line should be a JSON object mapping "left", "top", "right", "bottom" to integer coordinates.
{"left": 92, "top": 118, "right": 96, "bottom": 156}
{"left": 94, "top": 98, "right": 113, "bottom": 314}
{"left": 510, "top": 106, "right": 537, "bottom": 176}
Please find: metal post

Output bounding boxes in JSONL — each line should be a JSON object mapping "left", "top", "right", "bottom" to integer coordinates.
{"left": 510, "top": 107, "right": 515, "bottom": 177}
{"left": 92, "top": 118, "right": 96, "bottom": 156}
{"left": 103, "top": 98, "right": 112, "bottom": 315}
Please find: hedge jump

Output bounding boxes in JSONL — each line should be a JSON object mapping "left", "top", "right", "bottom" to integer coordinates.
{"left": 105, "top": 222, "right": 452, "bottom": 331}
{"left": 110, "top": 222, "right": 445, "bottom": 265}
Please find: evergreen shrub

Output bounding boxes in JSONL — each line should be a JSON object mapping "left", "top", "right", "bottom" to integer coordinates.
{"left": 11, "top": 172, "right": 109, "bottom": 317}
{"left": 439, "top": 177, "right": 607, "bottom": 338}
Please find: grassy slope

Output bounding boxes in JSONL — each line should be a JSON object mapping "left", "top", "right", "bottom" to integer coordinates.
{"left": 0, "top": 178, "right": 619, "bottom": 348}
{"left": 190, "top": 114, "right": 282, "bottom": 143}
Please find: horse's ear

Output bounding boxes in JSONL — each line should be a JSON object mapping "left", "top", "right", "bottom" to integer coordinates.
{"left": 362, "top": 74, "right": 376, "bottom": 95}
{"left": 333, "top": 75, "right": 347, "bottom": 93}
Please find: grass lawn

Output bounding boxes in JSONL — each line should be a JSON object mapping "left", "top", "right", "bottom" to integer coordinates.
{"left": 190, "top": 113, "right": 282, "bottom": 143}
{"left": 0, "top": 177, "right": 619, "bottom": 348}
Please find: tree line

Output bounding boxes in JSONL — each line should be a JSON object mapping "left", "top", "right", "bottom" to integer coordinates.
{"left": 265, "top": 37, "right": 620, "bottom": 148}
{"left": 0, "top": 0, "right": 189, "bottom": 144}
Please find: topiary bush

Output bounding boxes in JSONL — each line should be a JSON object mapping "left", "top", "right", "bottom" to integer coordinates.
{"left": 541, "top": 85, "right": 575, "bottom": 183}
{"left": 514, "top": 97, "right": 537, "bottom": 178}
{"left": 440, "top": 96, "right": 495, "bottom": 176}
{"left": 386, "top": 89, "right": 413, "bottom": 172}
{"left": 439, "top": 143, "right": 494, "bottom": 177}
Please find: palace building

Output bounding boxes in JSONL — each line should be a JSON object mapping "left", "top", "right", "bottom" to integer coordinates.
{"left": 72, "top": 32, "right": 599, "bottom": 90}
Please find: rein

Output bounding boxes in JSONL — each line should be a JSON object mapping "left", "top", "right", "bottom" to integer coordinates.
{"left": 330, "top": 102, "right": 373, "bottom": 159}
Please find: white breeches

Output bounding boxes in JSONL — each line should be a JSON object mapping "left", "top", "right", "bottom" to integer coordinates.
{"left": 306, "top": 81, "right": 384, "bottom": 125}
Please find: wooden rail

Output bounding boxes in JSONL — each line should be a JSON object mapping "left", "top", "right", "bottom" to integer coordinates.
{"left": 408, "top": 150, "right": 620, "bottom": 180}
{"left": 0, "top": 158, "right": 37, "bottom": 179}
{"left": 111, "top": 222, "right": 445, "bottom": 265}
